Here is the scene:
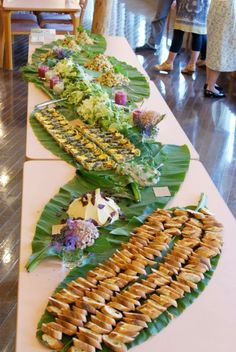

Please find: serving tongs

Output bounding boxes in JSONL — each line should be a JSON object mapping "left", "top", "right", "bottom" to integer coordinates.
{"left": 35, "top": 98, "right": 67, "bottom": 110}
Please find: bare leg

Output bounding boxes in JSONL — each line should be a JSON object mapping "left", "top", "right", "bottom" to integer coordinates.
{"left": 166, "top": 51, "right": 178, "bottom": 64}
{"left": 188, "top": 50, "right": 200, "bottom": 65}
{"left": 206, "top": 67, "right": 220, "bottom": 93}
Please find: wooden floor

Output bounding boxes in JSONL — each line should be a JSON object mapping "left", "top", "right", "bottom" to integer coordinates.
{"left": 0, "top": 0, "right": 235, "bottom": 351}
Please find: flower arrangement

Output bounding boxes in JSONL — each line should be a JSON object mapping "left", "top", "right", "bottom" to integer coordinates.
{"left": 52, "top": 218, "right": 99, "bottom": 269}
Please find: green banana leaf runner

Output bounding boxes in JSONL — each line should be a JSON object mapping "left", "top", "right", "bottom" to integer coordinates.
{"left": 31, "top": 27, "right": 107, "bottom": 66}
{"left": 26, "top": 143, "right": 190, "bottom": 272}
{"left": 36, "top": 195, "right": 222, "bottom": 352}
{"left": 21, "top": 27, "right": 150, "bottom": 103}
{"left": 21, "top": 55, "right": 150, "bottom": 103}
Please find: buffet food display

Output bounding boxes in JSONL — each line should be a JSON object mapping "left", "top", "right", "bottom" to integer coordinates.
{"left": 20, "top": 27, "right": 225, "bottom": 352}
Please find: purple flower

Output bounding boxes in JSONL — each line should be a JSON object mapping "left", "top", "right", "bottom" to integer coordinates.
{"left": 51, "top": 241, "right": 63, "bottom": 253}
{"left": 65, "top": 235, "right": 77, "bottom": 251}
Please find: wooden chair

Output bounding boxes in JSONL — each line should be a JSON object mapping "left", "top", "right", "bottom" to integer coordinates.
{"left": 38, "top": 0, "right": 88, "bottom": 34}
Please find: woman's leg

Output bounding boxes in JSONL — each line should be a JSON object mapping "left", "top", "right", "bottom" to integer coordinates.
{"left": 182, "top": 33, "right": 202, "bottom": 73}
{"left": 189, "top": 33, "right": 202, "bottom": 65}
{"left": 154, "top": 29, "right": 184, "bottom": 70}
{"left": 206, "top": 67, "right": 221, "bottom": 93}
{"left": 200, "top": 35, "right": 207, "bottom": 60}
{"left": 167, "top": 29, "right": 185, "bottom": 63}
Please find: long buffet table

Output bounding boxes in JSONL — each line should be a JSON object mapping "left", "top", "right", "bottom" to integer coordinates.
{"left": 26, "top": 37, "right": 199, "bottom": 160}
{"left": 16, "top": 160, "right": 236, "bottom": 352}
{"left": 17, "top": 35, "right": 235, "bottom": 352}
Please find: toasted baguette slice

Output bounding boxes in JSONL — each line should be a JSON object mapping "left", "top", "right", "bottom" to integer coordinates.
{"left": 137, "top": 304, "right": 162, "bottom": 319}
{"left": 79, "top": 327, "right": 102, "bottom": 343}
{"left": 82, "top": 296, "right": 104, "bottom": 309}
{"left": 114, "top": 322, "right": 142, "bottom": 336}
{"left": 177, "top": 277, "right": 198, "bottom": 290}
{"left": 47, "top": 305, "right": 61, "bottom": 316}
{"left": 109, "top": 331, "right": 134, "bottom": 344}
{"left": 72, "top": 337, "right": 95, "bottom": 352}
{"left": 76, "top": 277, "right": 97, "bottom": 289}
{"left": 67, "top": 284, "right": 85, "bottom": 297}
{"left": 108, "top": 301, "right": 130, "bottom": 312}
{"left": 103, "top": 335, "right": 127, "bottom": 352}
{"left": 48, "top": 297, "right": 70, "bottom": 310}
{"left": 104, "top": 260, "right": 121, "bottom": 273}
{"left": 58, "top": 312, "right": 84, "bottom": 327}
{"left": 53, "top": 292, "right": 75, "bottom": 304}
{"left": 101, "top": 305, "right": 123, "bottom": 320}
{"left": 123, "top": 317, "right": 147, "bottom": 328}
{"left": 72, "top": 306, "right": 87, "bottom": 322}
{"left": 111, "top": 296, "right": 136, "bottom": 310}
{"left": 55, "top": 318, "right": 77, "bottom": 335}
{"left": 90, "top": 315, "right": 113, "bottom": 331}
{"left": 76, "top": 332, "right": 102, "bottom": 350}
{"left": 95, "top": 287, "right": 112, "bottom": 301}
{"left": 75, "top": 300, "right": 97, "bottom": 315}
{"left": 124, "top": 312, "right": 151, "bottom": 322}
{"left": 95, "top": 310, "right": 116, "bottom": 326}
{"left": 61, "top": 288, "right": 81, "bottom": 300}
{"left": 131, "top": 283, "right": 154, "bottom": 294}
{"left": 42, "top": 333, "right": 64, "bottom": 350}
{"left": 85, "top": 291, "right": 105, "bottom": 304}
{"left": 118, "top": 273, "right": 138, "bottom": 283}
{"left": 98, "top": 263, "right": 116, "bottom": 275}
{"left": 41, "top": 323, "right": 62, "bottom": 340}
{"left": 146, "top": 299, "right": 167, "bottom": 312}
{"left": 100, "top": 281, "right": 120, "bottom": 292}
{"left": 170, "top": 281, "right": 191, "bottom": 293}
{"left": 85, "top": 321, "right": 111, "bottom": 334}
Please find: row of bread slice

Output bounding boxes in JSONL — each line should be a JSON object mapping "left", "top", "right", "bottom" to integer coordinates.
{"left": 40, "top": 208, "right": 200, "bottom": 347}
{"left": 41, "top": 208, "right": 182, "bottom": 349}
{"left": 41, "top": 233, "right": 188, "bottom": 351}
{"left": 101, "top": 216, "right": 223, "bottom": 352}
{"left": 34, "top": 109, "right": 115, "bottom": 171}
{"left": 40, "top": 208, "right": 222, "bottom": 351}
{"left": 65, "top": 235, "right": 197, "bottom": 352}
{"left": 66, "top": 209, "right": 223, "bottom": 352}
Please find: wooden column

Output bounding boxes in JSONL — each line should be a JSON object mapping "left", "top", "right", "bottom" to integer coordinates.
{"left": 92, "top": 0, "right": 113, "bottom": 35}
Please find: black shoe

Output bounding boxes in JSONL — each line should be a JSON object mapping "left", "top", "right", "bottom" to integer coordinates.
{"left": 204, "top": 83, "right": 223, "bottom": 92}
{"left": 135, "top": 43, "right": 156, "bottom": 53}
{"left": 204, "top": 89, "right": 226, "bottom": 98}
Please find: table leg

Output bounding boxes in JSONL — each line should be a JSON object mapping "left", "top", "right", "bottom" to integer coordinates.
{"left": 3, "top": 10, "right": 12, "bottom": 70}
{"left": 71, "top": 12, "right": 80, "bottom": 35}
{"left": 0, "top": 9, "right": 5, "bottom": 68}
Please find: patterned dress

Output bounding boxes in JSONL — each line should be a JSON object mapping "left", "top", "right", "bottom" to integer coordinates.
{"left": 206, "top": 0, "right": 236, "bottom": 72}
{"left": 174, "top": 0, "right": 210, "bottom": 34}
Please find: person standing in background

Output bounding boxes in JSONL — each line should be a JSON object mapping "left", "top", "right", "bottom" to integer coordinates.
{"left": 135, "top": 0, "right": 174, "bottom": 53}
{"left": 205, "top": 0, "right": 236, "bottom": 98}
{"left": 154, "top": 0, "right": 210, "bottom": 74}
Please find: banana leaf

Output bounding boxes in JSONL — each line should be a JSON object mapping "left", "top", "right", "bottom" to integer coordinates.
{"left": 37, "top": 256, "right": 220, "bottom": 352}
{"left": 22, "top": 53, "right": 150, "bottom": 104}
{"left": 73, "top": 56, "right": 150, "bottom": 103}
{"left": 30, "top": 29, "right": 107, "bottom": 67}
{"left": 26, "top": 143, "right": 190, "bottom": 271}
{"left": 36, "top": 196, "right": 222, "bottom": 352}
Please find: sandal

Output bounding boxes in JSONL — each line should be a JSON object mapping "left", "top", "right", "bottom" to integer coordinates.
{"left": 181, "top": 63, "right": 196, "bottom": 74}
{"left": 154, "top": 61, "right": 173, "bottom": 72}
